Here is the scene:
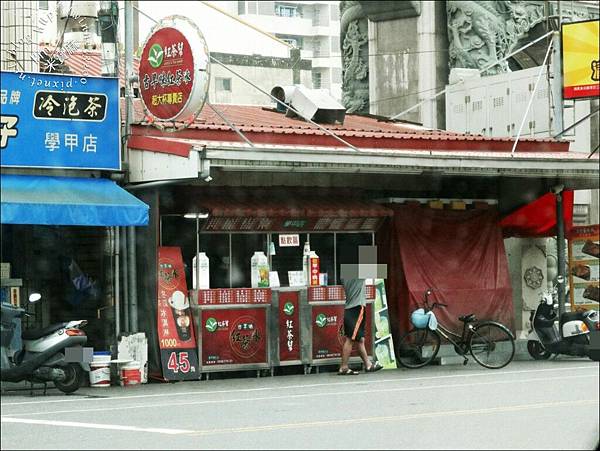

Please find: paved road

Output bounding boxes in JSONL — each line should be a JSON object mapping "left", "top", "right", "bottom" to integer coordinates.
{"left": 1, "top": 359, "right": 598, "bottom": 450}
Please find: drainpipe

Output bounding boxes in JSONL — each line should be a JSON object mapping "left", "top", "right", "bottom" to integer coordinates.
{"left": 555, "top": 187, "right": 567, "bottom": 317}
{"left": 124, "top": 1, "right": 138, "bottom": 333}
{"left": 128, "top": 226, "right": 138, "bottom": 332}
{"left": 121, "top": 226, "right": 129, "bottom": 333}
{"left": 114, "top": 226, "right": 120, "bottom": 338}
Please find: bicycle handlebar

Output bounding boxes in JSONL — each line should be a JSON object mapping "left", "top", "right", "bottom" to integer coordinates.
{"left": 422, "top": 289, "right": 448, "bottom": 311}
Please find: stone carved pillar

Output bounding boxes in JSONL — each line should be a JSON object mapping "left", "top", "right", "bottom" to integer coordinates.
{"left": 340, "top": 1, "right": 369, "bottom": 114}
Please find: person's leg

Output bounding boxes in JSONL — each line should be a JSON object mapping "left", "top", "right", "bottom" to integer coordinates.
{"left": 340, "top": 337, "right": 353, "bottom": 371}
{"left": 357, "top": 337, "right": 373, "bottom": 370}
{"left": 340, "top": 306, "right": 359, "bottom": 374}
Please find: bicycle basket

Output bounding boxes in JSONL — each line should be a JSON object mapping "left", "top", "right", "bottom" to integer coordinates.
{"left": 411, "top": 308, "right": 430, "bottom": 329}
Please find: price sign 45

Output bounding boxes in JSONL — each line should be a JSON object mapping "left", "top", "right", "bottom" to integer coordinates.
{"left": 167, "top": 351, "right": 193, "bottom": 374}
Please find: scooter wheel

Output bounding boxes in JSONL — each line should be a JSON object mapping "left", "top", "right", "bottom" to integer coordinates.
{"left": 54, "top": 363, "right": 83, "bottom": 394}
{"left": 527, "top": 340, "right": 552, "bottom": 360}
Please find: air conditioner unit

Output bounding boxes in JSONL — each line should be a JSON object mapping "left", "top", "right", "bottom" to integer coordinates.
{"left": 288, "top": 85, "right": 345, "bottom": 124}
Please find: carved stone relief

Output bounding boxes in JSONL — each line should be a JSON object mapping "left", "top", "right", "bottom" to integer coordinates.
{"left": 340, "top": 1, "right": 369, "bottom": 114}
{"left": 447, "top": 1, "right": 545, "bottom": 75}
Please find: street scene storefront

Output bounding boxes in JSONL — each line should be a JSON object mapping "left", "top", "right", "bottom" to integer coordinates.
{"left": 0, "top": 71, "right": 149, "bottom": 352}
{"left": 126, "top": 99, "right": 599, "bottom": 381}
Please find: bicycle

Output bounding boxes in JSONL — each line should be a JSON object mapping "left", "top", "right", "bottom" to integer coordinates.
{"left": 397, "top": 289, "right": 516, "bottom": 369}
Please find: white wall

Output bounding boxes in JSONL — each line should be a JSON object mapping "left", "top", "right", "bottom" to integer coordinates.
{"left": 131, "top": 1, "right": 290, "bottom": 58}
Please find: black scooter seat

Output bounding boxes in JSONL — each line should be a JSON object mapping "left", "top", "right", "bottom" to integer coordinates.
{"left": 22, "top": 323, "right": 68, "bottom": 340}
{"left": 561, "top": 311, "right": 584, "bottom": 323}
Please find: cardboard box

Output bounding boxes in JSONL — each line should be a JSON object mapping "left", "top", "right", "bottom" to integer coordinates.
{"left": 118, "top": 333, "right": 148, "bottom": 383}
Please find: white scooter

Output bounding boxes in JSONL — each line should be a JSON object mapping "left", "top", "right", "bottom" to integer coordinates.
{"left": 527, "top": 278, "right": 599, "bottom": 361}
{"left": 1, "top": 293, "right": 90, "bottom": 393}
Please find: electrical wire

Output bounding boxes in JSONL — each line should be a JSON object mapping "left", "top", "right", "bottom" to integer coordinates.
{"left": 48, "top": 0, "right": 73, "bottom": 69}
{"left": 129, "top": 5, "right": 360, "bottom": 152}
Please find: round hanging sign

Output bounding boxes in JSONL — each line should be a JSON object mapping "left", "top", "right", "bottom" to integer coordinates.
{"left": 138, "top": 16, "right": 210, "bottom": 128}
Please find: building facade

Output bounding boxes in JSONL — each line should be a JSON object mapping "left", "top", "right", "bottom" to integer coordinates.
{"left": 219, "top": 0, "right": 343, "bottom": 101}
{"left": 339, "top": 0, "right": 600, "bottom": 337}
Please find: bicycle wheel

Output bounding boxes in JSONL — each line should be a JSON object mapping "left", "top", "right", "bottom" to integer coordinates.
{"left": 469, "top": 322, "right": 515, "bottom": 369}
{"left": 396, "top": 328, "right": 441, "bottom": 369}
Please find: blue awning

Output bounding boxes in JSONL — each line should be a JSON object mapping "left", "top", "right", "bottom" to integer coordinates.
{"left": 1, "top": 174, "right": 149, "bottom": 226}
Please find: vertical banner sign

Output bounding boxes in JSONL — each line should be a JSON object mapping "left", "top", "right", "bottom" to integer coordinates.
{"left": 202, "top": 308, "right": 268, "bottom": 366}
{"left": 561, "top": 19, "right": 600, "bottom": 100}
{"left": 138, "top": 15, "right": 210, "bottom": 129}
{"left": 568, "top": 225, "right": 599, "bottom": 307}
{"left": 0, "top": 71, "right": 120, "bottom": 169}
{"left": 278, "top": 291, "right": 300, "bottom": 362}
{"left": 157, "top": 247, "right": 199, "bottom": 380}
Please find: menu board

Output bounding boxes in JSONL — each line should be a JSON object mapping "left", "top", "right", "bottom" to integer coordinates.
{"left": 568, "top": 225, "right": 599, "bottom": 307}
{"left": 157, "top": 247, "right": 200, "bottom": 380}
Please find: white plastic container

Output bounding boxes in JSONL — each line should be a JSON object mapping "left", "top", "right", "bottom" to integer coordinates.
{"left": 192, "top": 252, "right": 210, "bottom": 289}
{"left": 89, "top": 351, "right": 111, "bottom": 387}
{"left": 251, "top": 251, "right": 270, "bottom": 288}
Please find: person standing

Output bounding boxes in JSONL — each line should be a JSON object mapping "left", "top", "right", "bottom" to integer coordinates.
{"left": 338, "top": 276, "right": 383, "bottom": 375}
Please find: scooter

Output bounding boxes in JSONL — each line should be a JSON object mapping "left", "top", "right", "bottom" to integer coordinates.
{"left": 527, "top": 279, "right": 600, "bottom": 361}
{"left": 1, "top": 293, "right": 90, "bottom": 393}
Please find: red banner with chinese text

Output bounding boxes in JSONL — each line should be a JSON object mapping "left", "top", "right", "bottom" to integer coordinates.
{"left": 157, "top": 247, "right": 199, "bottom": 380}
{"left": 201, "top": 308, "right": 268, "bottom": 366}
{"left": 311, "top": 304, "right": 372, "bottom": 360}
{"left": 278, "top": 291, "right": 301, "bottom": 362}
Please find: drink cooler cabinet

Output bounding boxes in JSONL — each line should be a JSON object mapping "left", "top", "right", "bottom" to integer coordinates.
{"left": 191, "top": 285, "right": 376, "bottom": 378}
{"left": 302, "top": 285, "right": 375, "bottom": 374}
{"left": 192, "top": 288, "right": 272, "bottom": 379}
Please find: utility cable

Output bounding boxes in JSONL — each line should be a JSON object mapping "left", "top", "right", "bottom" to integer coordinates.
{"left": 390, "top": 30, "right": 554, "bottom": 120}
{"left": 553, "top": 109, "right": 599, "bottom": 139}
{"left": 210, "top": 55, "right": 360, "bottom": 152}
{"left": 131, "top": 5, "right": 360, "bottom": 152}
{"left": 47, "top": 0, "right": 73, "bottom": 70}
{"left": 206, "top": 102, "right": 255, "bottom": 147}
{"left": 511, "top": 40, "right": 553, "bottom": 154}
{"left": 198, "top": 1, "right": 293, "bottom": 49}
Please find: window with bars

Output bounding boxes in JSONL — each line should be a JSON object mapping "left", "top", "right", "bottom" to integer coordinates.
{"left": 216, "top": 77, "right": 232, "bottom": 92}
{"left": 275, "top": 4, "right": 299, "bottom": 17}
{"left": 312, "top": 71, "right": 322, "bottom": 89}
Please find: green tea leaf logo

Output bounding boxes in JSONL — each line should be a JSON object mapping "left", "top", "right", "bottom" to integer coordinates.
{"left": 205, "top": 317, "right": 218, "bottom": 333}
{"left": 148, "top": 44, "right": 164, "bottom": 68}
{"left": 316, "top": 313, "right": 327, "bottom": 328}
{"left": 283, "top": 302, "right": 294, "bottom": 316}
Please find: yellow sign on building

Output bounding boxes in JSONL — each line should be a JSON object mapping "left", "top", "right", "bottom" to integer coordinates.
{"left": 561, "top": 19, "right": 599, "bottom": 99}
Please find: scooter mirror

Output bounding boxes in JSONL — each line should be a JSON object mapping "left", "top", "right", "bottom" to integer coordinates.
{"left": 28, "top": 293, "right": 42, "bottom": 303}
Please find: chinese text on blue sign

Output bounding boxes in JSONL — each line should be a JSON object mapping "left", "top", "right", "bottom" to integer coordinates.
{"left": 0, "top": 71, "right": 120, "bottom": 170}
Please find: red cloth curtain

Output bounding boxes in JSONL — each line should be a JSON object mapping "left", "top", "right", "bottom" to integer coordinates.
{"left": 377, "top": 205, "right": 515, "bottom": 347}
{"left": 500, "top": 191, "right": 574, "bottom": 238}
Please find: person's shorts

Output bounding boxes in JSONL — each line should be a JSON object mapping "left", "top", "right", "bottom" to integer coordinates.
{"left": 344, "top": 305, "right": 366, "bottom": 341}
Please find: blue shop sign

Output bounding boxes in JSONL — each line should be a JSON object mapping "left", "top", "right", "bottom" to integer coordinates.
{"left": 0, "top": 71, "right": 120, "bottom": 170}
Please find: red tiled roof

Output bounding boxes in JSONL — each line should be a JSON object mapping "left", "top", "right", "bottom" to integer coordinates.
{"left": 54, "top": 51, "right": 571, "bottom": 153}
{"left": 129, "top": 100, "right": 570, "bottom": 153}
